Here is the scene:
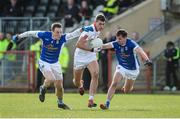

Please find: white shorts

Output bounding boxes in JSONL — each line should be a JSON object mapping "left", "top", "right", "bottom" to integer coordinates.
{"left": 74, "top": 48, "right": 97, "bottom": 70}
{"left": 115, "top": 65, "right": 139, "bottom": 80}
{"left": 38, "top": 59, "right": 63, "bottom": 80}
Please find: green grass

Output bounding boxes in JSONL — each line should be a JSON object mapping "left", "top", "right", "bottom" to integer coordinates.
{"left": 0, "top": 93, "right": 180, "bottom": 118}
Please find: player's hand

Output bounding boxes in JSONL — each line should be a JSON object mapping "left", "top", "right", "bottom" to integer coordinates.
{"left": 91, "top": 47, "right": 102, "bottom": 53}
{"left": 12, "top": 35, "right": 19, "bottom": 43}
{"left": 82, "top": 26, "right": 92, "bottom": 32}
{"left": 144, "top": 60, "right": 153, "bottom": 66}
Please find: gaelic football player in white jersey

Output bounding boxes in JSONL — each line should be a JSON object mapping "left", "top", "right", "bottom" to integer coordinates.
{"left": 12, "top": 22, "right": 84, "bottom": 109}
{"left": 73, "top": 14, "right": 106, "bottom": 108}
{"left": 99, "top": 29, "right": 152, "bottom": 109}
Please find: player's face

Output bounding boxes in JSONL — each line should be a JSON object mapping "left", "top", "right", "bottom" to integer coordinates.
{"left": 52, "top": 27, "right": 63, "bottom": 40}
{"left": 96, "top": 20, "right": 105, "bottom": 31}
{"left": 116, "top": 35, "right": 127, "bottom": 45}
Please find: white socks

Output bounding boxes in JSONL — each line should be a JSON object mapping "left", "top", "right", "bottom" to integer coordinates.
{"left": 89, "top": 95, "right": 94, "bottom": 100}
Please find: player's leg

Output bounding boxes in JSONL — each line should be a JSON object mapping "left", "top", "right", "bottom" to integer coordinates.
{"left": 73, "top": 53, "right": 86, "bottom": 95}
{"left": 38, "top": 59, "right": 59, "bottom": 102}
{"left": 73, "top": 68, "right": 84, "bottom": 88}
{"left": 54, "top": 80, "right": 70, "bottom": 109}
{"left": 123, "top": 79, "right": 135, "bottom": 93}
{"left": 73, "top": 68, "right": 85, "bottom": 95}
{"left": 39, "top": 70, "right": 56, "bottom": 102}
{"left": 38, "top": 60, "right": 54, "bottom": 90}
{"left": 164, "top": 66, "right": 171, "bottom": 90}
{"left": 54, "top": 80, "right": 63, "bottom": 102}
{"left": 100, "top": 71, "right": 123, "bottom": 109}
{"left": 122, "top": 68, "right": 139, "bottom": 93}
{"left": 87, "top": 60, "right": 99, "bottom": 107}
{"left": 52, "top": 63, "right": 70, "bottom": 109}
{"left": 171, "top": 68, "right": 178, "bottom": 91}
{"left": 42, "top": 76, "right": 54, "bottom": 88}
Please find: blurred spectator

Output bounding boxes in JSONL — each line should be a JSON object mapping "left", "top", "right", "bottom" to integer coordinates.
{"left": 102, "top": 0, "right": 119, "bottom": 20}
{"left": 30, "top": 40, "right": 43, "bottom": 91}
{"left": 83, "top": 20, "right": 91, "bottom": 26}
{"left": 91, "top": 0, "right": 106, "bottom": 9}
{"left": 79, "top": 0, "right": 92, "bottom": 23}
{"left": 59, "top": 45, "right": 70, "bottom": 87}
{"left": 93, "top": 5, "right": 104, "bottom": 18}
{"left": 4, "top": 32, "right": 16, "bottom": 80}
{"left": 131, "top": 31, "right": 140, "bottom": 42}
{"left": 4, "top": 0, "right": 24, "bottom": 16}
{"left": 163, "top": 41, "right": 179, "bottom": 91}
{"left": 0, "top": 32, "right": 6, "bottom": 64}
{"left": 60, "top": 0, "right": 81, "bottom": 27}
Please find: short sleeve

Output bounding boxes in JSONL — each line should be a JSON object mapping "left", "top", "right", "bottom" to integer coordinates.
{"left": 112, "top": 41, "right": 119, "bottom": 49}
{"left": 131, "top": 40, "right": 139, "bottom": 50}
{"left": 61, "top": 34, "right": 67, "bottom": 43}
{"left": 37, "top": 31, "right": 45, "bottom": 39}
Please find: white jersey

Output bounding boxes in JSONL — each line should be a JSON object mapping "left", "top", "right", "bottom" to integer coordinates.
{"left": 74, "top": 24, "right": 100, "bottom": 69}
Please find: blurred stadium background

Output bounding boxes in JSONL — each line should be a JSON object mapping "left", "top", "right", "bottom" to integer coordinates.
{"left": 0, "top": 0, "right": 180, "bottom": 93}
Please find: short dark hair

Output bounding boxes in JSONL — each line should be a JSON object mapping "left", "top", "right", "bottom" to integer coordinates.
{"left": 166, "top": 41, "right": 174, "bottom": 47}
{"left": 51, "top": 22, "right": 62, "bottom": 31}
{"left": 116, "top": 29, "right": 128, "bottom": 38}
{"left": 95, "top": 14, "right": 106, "bottom": 22}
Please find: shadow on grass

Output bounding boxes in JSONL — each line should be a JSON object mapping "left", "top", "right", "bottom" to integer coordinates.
{"left": 126, "top": 109, "right": 152, "bottom": 111}
{"left": 60, "top": 108, "right": 122, "bottom": 112}
{"left": 61, "top": 108, "right": 152, "bottom": 112}
{"left": 52, "top": 107, "right": 152, "bottom": 112}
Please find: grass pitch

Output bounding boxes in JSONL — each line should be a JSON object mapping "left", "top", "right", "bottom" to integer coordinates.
{"left": 0, "top": 93, "right": 180, "bottom": 118}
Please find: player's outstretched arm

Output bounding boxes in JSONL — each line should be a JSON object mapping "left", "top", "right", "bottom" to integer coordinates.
{"left": 101, "top": 42, "right": 113, "bottom": 49}
{"left": 12, "top": 31, "right": 40, "bottom": 42}
{"left": 66, "top": 28, "right": 83, "bottom": 41}
{"left": 135, "top": 47, "right": 152, "bottom": 66}
{"left": 18, "top": 31, "right": 39, "bottom": 39}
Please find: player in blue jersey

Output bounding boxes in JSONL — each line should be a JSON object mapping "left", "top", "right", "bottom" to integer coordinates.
{"left": 99, "top": 29, "right": 152, "bottom": 110}
{"left": 73, "top": 14, "right": 106, "bottom": 108}
{"left": 12, "top": 22, "right": 84, "bottom": 109}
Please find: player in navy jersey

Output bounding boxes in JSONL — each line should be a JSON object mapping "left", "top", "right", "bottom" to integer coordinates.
{"left": 73, "top": 14, "right": 106, "bottom": 108}
{"left": 12, "top": 22, "right": 84, "bottom": 109}
{"left": 99, "top": 29, "right": 152, "bottom": 110}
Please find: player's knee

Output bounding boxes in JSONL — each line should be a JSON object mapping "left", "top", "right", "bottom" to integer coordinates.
{"left": 44, "top": 79, "right": 53, "bottom": 86}
{"left": 91, "top": 71, "right": 99, "bottom": 79}
{"left": 73, "top": 79, "right": 77, "bottom": 86}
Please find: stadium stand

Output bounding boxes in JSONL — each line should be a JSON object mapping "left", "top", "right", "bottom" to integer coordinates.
{"left": 0, "top": 0, "right": 144, "bottom": 33}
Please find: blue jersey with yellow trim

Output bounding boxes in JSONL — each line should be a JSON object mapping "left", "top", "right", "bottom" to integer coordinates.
{"left": 112, "top": 38, "right": 140, "bottom": 70}
{"left": 37, "top": 31, "right": 66, "bottom": 63}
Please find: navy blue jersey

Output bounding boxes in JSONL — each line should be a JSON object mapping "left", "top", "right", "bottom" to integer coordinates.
{"left": 112, "top": 38, "right": 140, "bottom": 70}
{"left": 37, "top": 31, "right": 66, "bottom": 63}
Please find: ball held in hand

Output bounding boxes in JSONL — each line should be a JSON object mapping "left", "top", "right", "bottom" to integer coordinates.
{"left": 89, "top": 38, "right": 103, "bottom": 48}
